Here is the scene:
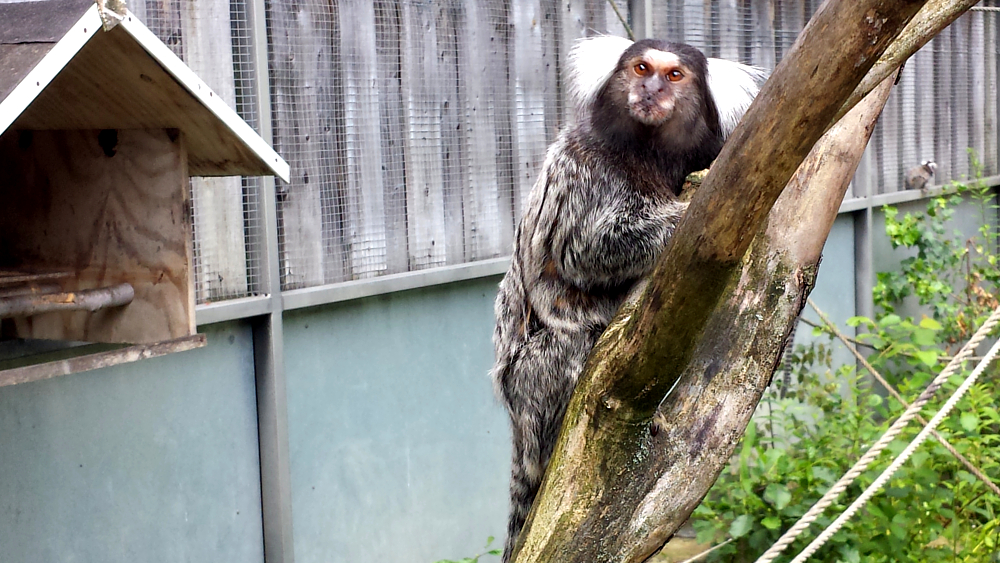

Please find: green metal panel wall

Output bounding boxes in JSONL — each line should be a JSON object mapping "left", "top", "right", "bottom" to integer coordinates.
{"left": 795, "top": 215, "right": 858, "bottom": 367}
{"left": 283, "top": 276, "right": 509, "bottom": 563}
{"left": 0, "top": 322, "right": 264, "bottom": 563}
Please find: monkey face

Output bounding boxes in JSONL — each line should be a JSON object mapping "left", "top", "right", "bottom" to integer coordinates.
{"left": 621, "top": 50, "right": 698, "bottom": 127}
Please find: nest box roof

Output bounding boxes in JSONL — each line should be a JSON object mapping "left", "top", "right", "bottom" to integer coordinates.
{"left": 0, "top": 0, "right": 289, "bottom": 181}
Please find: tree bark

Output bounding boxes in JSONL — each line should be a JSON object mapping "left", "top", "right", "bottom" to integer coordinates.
{"left": 506, "top": 0, "right": 966, "bottom": 561}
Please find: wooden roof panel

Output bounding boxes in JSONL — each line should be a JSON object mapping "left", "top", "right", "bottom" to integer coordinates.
{"left": 0, "top": 44, "right": 52, "bottom": 102}
{"left": 0, "top": 3, "right": 289, "bottom": 181}
{"left": 12, "top": 25, "right": 274, "bottom": 177}
{"left": 0, "top": 0, "right": 91, "bottom": 44}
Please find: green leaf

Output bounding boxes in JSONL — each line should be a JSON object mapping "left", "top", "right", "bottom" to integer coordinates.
{"left": 839, "top": 545, "right": 861, "bottom": 563}
{"left": 911, "top": 328, "right": 938, "bottom": 346}
{"left": 879, "top": 314, "right": 902, "bottom": 327}
{"left": 761, "top": 516, "right": 782, "bottom": 530}
{"left": 729, "top": 515, "right": 754, "bottom": 538}
{"left": 918, "top": 317, "right": 942, "bottom": 330}
{"left": 764, "top": 483, "right": 792, "bottom": 510}
{"left": 914, "top": 350, "right": 939, "bottom": 367}
{"left": 811, "top": 466, "right": 836, "bottom": 483}
{"left": 846, "top": 316, "right": 869, "bottom": 328}
{"left": 960, "top": 412, "right": 979, "bottom": 433}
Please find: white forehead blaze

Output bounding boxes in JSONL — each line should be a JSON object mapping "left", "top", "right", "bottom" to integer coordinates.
{"left": 641, "top": 49, "right": 682, "bottom": 71}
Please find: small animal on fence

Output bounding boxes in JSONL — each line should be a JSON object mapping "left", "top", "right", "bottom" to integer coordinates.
{"left": 490, "top": 35, "right": 766, "bottom": 562}
{"left": 905, "top": 160, "right": 937, "bottom": 190}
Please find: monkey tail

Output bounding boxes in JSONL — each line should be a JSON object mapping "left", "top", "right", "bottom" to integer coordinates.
{"left": 503, "top": 419, "right": 543, "bottom": 563}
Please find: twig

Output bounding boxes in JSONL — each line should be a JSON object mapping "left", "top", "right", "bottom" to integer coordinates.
{"left": 801, "top": 315, "right": 984, "bottom": 361}
{"left": 807, "top": 298, "right": 1000, "bottom": 498}
{"left": 797, "top": 316, "right": 877, "bottom": 349}
{"left": 677, "top": 538, "right": 734, "bottom": 563}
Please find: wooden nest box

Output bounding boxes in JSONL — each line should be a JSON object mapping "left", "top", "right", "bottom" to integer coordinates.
{"left": 0, "top": 0, "right": 289, "bottom": 381}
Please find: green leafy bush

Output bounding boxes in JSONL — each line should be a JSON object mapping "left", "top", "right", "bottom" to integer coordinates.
{"left": 693, "top": 168, "right": 1000, "bottom": 562}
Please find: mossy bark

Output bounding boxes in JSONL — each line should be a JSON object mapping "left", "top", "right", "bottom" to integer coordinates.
{"left": 504, "top": 0, "right": 974, "bottom": 561}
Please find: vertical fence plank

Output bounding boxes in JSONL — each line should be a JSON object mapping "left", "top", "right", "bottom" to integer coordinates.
{"left": 934, "top": 32, "right": 954, "bottom": 183}
{"left": 914, "top": 43, "right": 936, "bottom": 174}
{"left": 321, "top": 1, "right": 352, "bottom": 284}
{"left": 436, "top": 1, "right": 468, "bottom": 265}
{"left": 560, "top": 0, "right": 588, "bottom": 124}
{"left": 879, "top": 90, "right": 901, "bottom": 194}
{"left": 130, "top": 0, "right": 148, "bottom": 25}
{"left": 779, "top": 0, "right": 805, "bottom": 61}
{"left": 491, "top": 0, "right": 517, "bottom": 252}
{"left": 953, "top": 18, "right": 971, "bottom": 179}
{"left": 750, "top": 0, "right": 775, "bottom": 70}
{"left": 899, "top": 56, "right": 917, "bottom": 182}
{"left": 459, "top": 0, "right": 505, "bottom": 260}
{"left": 374, "top": 1, "right": 410, "bottom": 274}
{"left": 869, "top": 121, "right": 884, "bottom": 192}
{"left": 718, "top": 0, "right": 740, "bottom": 61}
{"left": 540, "top": 0, "right": 561, "bottom": 143}
{"left": 970, "top": 12, "right": 986, "bottom": 176}
{"left": 604, "top": 0, "right": 630, "bottom": 37}
{"left": 683, "top": 0, "right": 706, "bottom": 49}
{"left": 511, "top": 0, "right": 548, "bottom": 220}
{"left": 584, "top": 0, "right": 606, "bottom": 34}
{"left": 656, "top": 0, "right": 683, "bottom": 41}
{"left": 181, "top": 0, "right": 249, "bottom": 301}
{"left": 985, "top": 12, "right": 998, "bottom": 174}
{"left": 269, "top": 0, "right": 332, "bottom": 288}
{"left": 339, "top": 0, "right": 388, "bottom": 278}
{"left": 400, "top": 0, "right": 449, "bottom": 269}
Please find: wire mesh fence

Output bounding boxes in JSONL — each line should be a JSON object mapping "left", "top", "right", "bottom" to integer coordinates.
{"left": 129, "top": 0, "right": 999, "bottom": 300}
{"left": 266, "top": 0, "right": 630, "bottom": 289}
{"left": 132, "top": 0, "right": 264, "bottom": 303}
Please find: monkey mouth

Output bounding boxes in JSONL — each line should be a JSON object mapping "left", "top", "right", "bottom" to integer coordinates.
{"left": 630, "top": 101, "right": 674, "bottom": 126}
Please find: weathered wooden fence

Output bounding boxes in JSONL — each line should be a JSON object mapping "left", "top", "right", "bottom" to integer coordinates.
{"left": 267, "top": 0, "right": 630, "bottom": 288}
{"left": 129, "top": 0, "right": 999, "bottom": 301}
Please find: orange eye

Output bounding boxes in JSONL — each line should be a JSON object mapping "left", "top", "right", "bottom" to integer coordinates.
{"left": 633, "top": 62, "right": 650, "bottom": 76}
{"left": 667, "top": 69, "right": 684, "bottom": 82}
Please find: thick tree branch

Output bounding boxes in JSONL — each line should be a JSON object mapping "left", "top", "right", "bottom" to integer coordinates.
{"left": 610, "top": 0, "right": 926, "bottom": 416}
{"left": 617, "top": 74, "right": 899, "bottom": 563}
{"left": 835, "top": 0, "right": 981, "bottom": 124}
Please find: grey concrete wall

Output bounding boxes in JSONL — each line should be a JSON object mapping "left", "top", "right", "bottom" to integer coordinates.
{"left": 282, "top": 276, "right": 509, "bottom": 563}
{"left": 0, "top": 322, "right": 264, "bottom": 563}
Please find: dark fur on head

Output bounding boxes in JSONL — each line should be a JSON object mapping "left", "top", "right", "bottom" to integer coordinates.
{"left": 590, "top": 40, "right": 724, "bottom": 194}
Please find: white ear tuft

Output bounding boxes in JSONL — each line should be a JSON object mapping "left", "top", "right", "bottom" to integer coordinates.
{"left": 567, "top": 36, "right": 633, "bottom": 117}
{"left": 707, "top": 59, "right": 768, "bottom": 139}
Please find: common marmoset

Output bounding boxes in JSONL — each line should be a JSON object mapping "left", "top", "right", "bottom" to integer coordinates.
{"left": 491, "top": 36, "right": 765, "bottom": 561}
{"left": 904, "top": 160, "right": 937, "bottom": 190}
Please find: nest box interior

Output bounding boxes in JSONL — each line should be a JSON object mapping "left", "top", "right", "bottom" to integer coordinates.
{"left": 0, "top": 0, "right": 289, "bottom": 383}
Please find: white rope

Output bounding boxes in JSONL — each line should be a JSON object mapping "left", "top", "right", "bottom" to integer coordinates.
{"left": 788, "top": 334, "right": 1000, "bottom": 562}
{"left": 754, "top": 306, "right": 1000, "bottom": 563}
